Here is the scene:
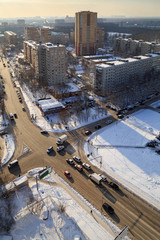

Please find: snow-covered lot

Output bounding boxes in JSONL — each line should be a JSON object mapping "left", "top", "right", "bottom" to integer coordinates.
{"left": 0, "top": 171, "right": 127, "bottom": 240}
{"left": 86, "top": 109, "right": 160, "bottom": 209}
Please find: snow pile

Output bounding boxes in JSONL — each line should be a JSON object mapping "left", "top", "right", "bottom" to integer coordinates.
{"left": 1, "top": 134, "right": 15, "bottom": 166}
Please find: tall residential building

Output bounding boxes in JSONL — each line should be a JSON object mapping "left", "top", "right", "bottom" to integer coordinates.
{"left": 23, "top": 41, "right": 66, "bottom": 85}
{"left": 24, "top": 27, "right": 40, "bottom": 42}
{"left": 75, "top": 11, "right": 97, "bottom": 56}
{"left": 24, "top": 26, "right": 52, "bottom": 43}
{"left": 4, "top": 31, "right": 17, "bottom": 45}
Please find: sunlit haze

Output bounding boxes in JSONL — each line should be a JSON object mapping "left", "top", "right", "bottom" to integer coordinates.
{"left": 0, "top": 0, "right": 160, "bottom": 18}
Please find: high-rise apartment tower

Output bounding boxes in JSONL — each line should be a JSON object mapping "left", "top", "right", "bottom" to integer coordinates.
{"left": 75, "top": 11, "right": 97, "bottom": 56}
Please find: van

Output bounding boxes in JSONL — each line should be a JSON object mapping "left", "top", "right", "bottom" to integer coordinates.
{"left": 9, "top": 113, "right": 14, "bottom": 120}
{"left": 8, "top": 159, "right": 18, "bottom": 169}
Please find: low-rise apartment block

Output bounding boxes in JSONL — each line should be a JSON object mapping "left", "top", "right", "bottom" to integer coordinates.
{"left": 114, "top": 38, "right": 160, "bottom": 56}
{"left": 95, "top": 54, "right": 160, "bottom": 95}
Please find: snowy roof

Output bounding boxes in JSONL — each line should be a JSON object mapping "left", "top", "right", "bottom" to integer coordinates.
{"left": 13, "top": 175, "right": 28, "bottom": 187}
{"left": 38, "top": 98, "right": 64, "bottom": 112}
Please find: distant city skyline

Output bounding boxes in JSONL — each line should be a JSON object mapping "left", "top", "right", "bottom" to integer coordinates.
{"left": 0, "top": 0, "right": 160, "bottom": 19}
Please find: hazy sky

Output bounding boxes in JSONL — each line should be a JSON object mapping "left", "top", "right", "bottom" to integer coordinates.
{"left": 0, "top": 0, "right": 160, "bottom": 18}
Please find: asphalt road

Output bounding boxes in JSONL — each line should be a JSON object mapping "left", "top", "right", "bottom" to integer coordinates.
{"left": 0, "top": 57, "right": 160, "bottom": 240}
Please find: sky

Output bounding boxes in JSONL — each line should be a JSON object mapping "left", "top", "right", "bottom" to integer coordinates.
{"left": 0, "top": 0, "right": 160, "bottom": 18}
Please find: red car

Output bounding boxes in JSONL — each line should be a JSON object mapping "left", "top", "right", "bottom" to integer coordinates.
{"left": 64, "top": 171, "right": 72, "bottom": 179}
{"left": 85, "top": 130, "right": 92, "bottom": 136}
{"left": 74, "top": 164, "right": 83, "bottom": 172}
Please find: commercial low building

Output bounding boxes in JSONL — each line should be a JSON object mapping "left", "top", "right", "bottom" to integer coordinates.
{"left": 36, "top": 98, "right": 65, "bottom": 115}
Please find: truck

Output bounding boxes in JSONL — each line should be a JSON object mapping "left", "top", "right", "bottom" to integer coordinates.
{"left": 89, "top": 173, "right": 102, "bottom": 185}
{"left": 56, "top": 134, "right": 67, "bottom": 145}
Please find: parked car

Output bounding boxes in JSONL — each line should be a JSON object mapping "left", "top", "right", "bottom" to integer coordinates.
{"left": 57, "top": 145, "right": 64, "bottom": 152}
{"left": 41, "top": 130, "right": 48, "bottom": 135}
{"left": 22, "top": 106, "right": 25, "bottom": 111}
{"left": 106, "top": 119, "right": 113, "bottom": 124}
{"left": 95, "top": 125, "right": 101, "bottom": 129}
{"left": 117, "top": 114, "right": 124, "bottom": 119}
{"left": 98, "top": 174, "right": 107, "bottom": 182}
{"left": 82, "top": 162, "right": 91, "bottom": 170}
{"left": 47, "top": 146, "right": 53, "bottom": 154}
{"left": 102, "top": 203, "right": 114, "bottom": 214}
{"left": 14, "top": 113, "right": 17, "bottom": 118}
{"left": 66, "top": 159, "right": 74, "bottom": 165}
{"left": 74, "top": 164, "right": 83, "bottom": 172}
{"left": 64, "top": 171, "right": 72, "bottom": 179}
{"left": 85, "top": 130, "right": 92, "bottom": 136}
{"left": 108, "top": 182, "right": 119, "bottom": 190}
{"left": 73, "top": 156, "right": 81, "bottom": 163}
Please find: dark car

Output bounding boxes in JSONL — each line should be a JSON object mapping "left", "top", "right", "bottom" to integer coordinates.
{"left": 41, "top": 130, "right": 48, "bottom": 135}
{"left": 47, "top": 146, "right": 53, "bottom": 154}
{"left": 102, "top": 203, "right": 114, "bottom": 214}
{"left": 109, "top": 182, "right": 119, "bottom": 190}
{"left": 95, "top": 125, "right": 101, "bottom": 129}
{"left": 117, "top": 114, "right": 124, "bottom": 119}
{"left": 14, "top": 113, "right": 17, "bottom": 118}
{"left": 85, "top": 130, "right": 92, "bottom": 136}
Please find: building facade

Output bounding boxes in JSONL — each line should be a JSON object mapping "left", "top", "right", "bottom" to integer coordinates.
{"left": 75, "top": 11, "right": 97, "bottom": 56}
{"left": 114, "top": 38, "right": 160, "bottom": 56}
{"left": 23, "top": 41, "right": 66, "bottom": 85}
{"left": 4, "top": 31, "right": 17, "bottom": 45}
{"left": 95, "top": 54, "right": 160, "bottom": 95}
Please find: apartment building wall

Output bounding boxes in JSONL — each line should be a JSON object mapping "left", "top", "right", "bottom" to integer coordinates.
{"left": 95, "top": 54, "right": 160, "bottom": 94}
{"left": 23, "top": 41, "right": 66, "bottom": 85}
{"left": 114, "top": 38, "right": 160, "bottom": 56}
{"left": 4, "top": 31, "right": 17, "bottom": 45}
{"left": 24, "top": 27, "right": 40, "bottom": 42}
{"left": 96, "top": 28, "right": 104, "bottom": 48}
{"left": 75, "top": 11, "right": 97, "bottom": 56}
{"left": 45, "top": 43, "right": 66, "bottom": 85}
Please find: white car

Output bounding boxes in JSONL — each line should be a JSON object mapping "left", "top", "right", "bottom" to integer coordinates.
{"left": 98, "top": 174, "right": 107, "bottom": 182}
{"left": 82, "top": 162, "right": 91, "bottom": 170}
{"left": 57, "top": 145, "right": 64, "bottom": 152}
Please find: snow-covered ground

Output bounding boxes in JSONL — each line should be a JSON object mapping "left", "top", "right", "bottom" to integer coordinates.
{"left": 1, "top": 134, "right": 15, "bottom": 166}
{"left": 0, "top": 115, "right": 15, "bottom": 166}
{"left": 0, "top": 170, "right": 129, "bottom": 240}
{"left": 85, "top": 109, "right": 160, "bottom": 209}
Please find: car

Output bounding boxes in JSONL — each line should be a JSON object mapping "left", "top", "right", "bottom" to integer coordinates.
{"left": 57, "top": 145, "right": 64, "bottom": 152}
{"left": 47, "top": 146, "right": 53, "bottom": 154}
{"left": 74, "top": 164, "right": 83, "bottom": 172}
{"left": 64, "top": 171, "right": 72, "bottom": 179}
{"left": 106, "top": 119, "right": 113, "bottom": 124}
{"left": 155, "top": 149, "right": 160, "bottom": 154}
{"left": 73, "top": 156, "right": 81, "bottom": 163}
{"left": 98, "top": 174, "right": 107, "bottom": 182}
{"left": 117, "top": 114, "right": 124, "bottom": 119}
{"left": 82, "top": 162, "right": 91, "bottom": 170}
{"left": 85, "top": 130, "right": 92, "bottom": 136}
{"left": 108, "top": 182, "right": 119, "bottom": 190}
{"left": 22, "top": 106, "right": 25, "bottom": 111}
{"left": 41, "top": 130, "right": 48, "bottom": 135}
{"left": 19, "top": 99, "right": 22, "bottom": 103}
{"left": 66, "top": 159, "right": 74, "bottom": 165}
{"left": 102, "top": 203, "right": 114, "bottom": 214}
{"left": 95, "top": 125, "right": 101, "bottom": 129}
{"left": 14, "top": 113, "right": 17, "bottom": 118}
